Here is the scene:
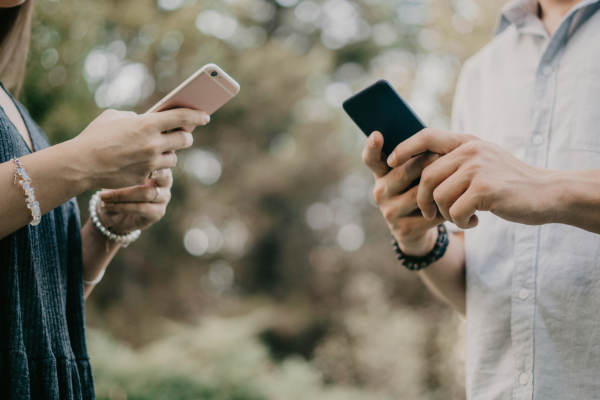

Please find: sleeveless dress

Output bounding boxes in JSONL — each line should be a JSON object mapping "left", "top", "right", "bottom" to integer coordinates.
{"left": 0, "top": 83, "right": 95, "bottom": 399}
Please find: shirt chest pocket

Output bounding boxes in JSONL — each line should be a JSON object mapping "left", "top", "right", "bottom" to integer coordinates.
{"left": 569, "top": 34, "right": 600, "bottom": 153}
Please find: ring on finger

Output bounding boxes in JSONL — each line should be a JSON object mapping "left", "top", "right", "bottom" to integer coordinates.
{"left": 151, "top": 186, "right": 160, "bottom": 202}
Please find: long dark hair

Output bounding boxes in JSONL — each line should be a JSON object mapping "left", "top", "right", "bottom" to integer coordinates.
{"left": 0, "top": 0, "right": 34, "bottom": 97}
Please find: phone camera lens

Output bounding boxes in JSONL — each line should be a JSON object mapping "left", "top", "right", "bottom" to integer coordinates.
{"left": 211, "top": 71, "right": 218, "bottom": 77}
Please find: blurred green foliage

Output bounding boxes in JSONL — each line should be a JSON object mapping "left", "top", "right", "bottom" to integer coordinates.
{"left": 19, "top": 0, "right": 505, "bottom": 398}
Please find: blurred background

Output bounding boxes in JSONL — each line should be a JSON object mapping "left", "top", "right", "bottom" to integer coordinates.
{"left": 21, "top": 0, "right": 505, "bottom": 398}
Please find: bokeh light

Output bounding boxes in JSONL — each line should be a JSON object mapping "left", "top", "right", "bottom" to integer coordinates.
{"left": 337, "top": 224, "right": 365, "bottom": 251}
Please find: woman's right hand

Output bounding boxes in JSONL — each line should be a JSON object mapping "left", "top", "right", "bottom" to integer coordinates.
{"left": 70, "top": 108, "right": 210, "bottom": 189}
{"left": 362, "top": 131, "right": 446, "bottom": 256}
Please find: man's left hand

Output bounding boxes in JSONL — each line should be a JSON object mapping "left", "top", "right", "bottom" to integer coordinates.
{"left": 386, "top": 128, "right": 556, "bottom": 229}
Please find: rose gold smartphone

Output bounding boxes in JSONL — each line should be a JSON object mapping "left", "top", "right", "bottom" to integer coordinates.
{"left": 146, "top": 63, "right": 240, "bottom": 114}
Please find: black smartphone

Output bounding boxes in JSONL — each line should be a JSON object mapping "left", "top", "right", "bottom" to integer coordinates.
{"left": 342, "top": 79, "right": 426, "bottom": 157}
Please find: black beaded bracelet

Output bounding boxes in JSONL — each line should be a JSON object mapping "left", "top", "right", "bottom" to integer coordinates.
{"left": 392, "top": 224, "right": 449, "bottom": 271}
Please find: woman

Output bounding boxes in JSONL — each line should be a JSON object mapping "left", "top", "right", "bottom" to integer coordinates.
{"left": 0, "top": 1, "right": 209, "bottom": 398}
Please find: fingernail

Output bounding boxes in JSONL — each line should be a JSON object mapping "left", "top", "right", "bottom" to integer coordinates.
{"left": 387, "top": 152, "right": 396, "bottom": 166}
{"left": 203, "top": 114, "right": 210, "bottom": 124}
{"left": 428, "top": 153, "right": 440, "bottom": 162}
{"left": 421, "top": 203, "right": 437, "bottom": 220}
{"left": 369, "top": 133, "right": 377, "bottom": 147}
{"left": 101, "top": 201, "right": 114, "bottom": 208}
{"left": 100, "top": 190, "right": 113, "bottom": 200}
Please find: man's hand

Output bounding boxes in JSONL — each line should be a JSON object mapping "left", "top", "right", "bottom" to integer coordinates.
{"left": 386, "top": 128, "right": 555, "bottom": 229}
{"left": 363, "top": 131, "right": 445, "bottom": 256}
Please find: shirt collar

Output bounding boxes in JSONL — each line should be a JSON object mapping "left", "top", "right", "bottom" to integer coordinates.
{"left": 493, "top": 0, "right": 600, "bottom": 36}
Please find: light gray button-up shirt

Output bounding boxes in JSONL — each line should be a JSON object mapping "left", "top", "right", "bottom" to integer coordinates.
{"left": 451, "top": 0, "right": 600, "bottom": 398}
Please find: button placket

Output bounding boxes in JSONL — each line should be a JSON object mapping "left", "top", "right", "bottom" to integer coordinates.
{"left": 511, "top": 16, "right": 572, "bottom": 400}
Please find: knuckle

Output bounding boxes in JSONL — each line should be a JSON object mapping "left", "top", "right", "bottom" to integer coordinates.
{"left": 432, "top": 188, "right": 442, "bottom": 205}
{"left": 407, "top": 186, "right": 418, "bottom": 204}
{"left": 421, "top": 167, "right": 433, "bottom": 185}
{"left": 462, "top": 141, "right": 486, "bottom": 156}
{"left": 372, "top": 183, "right": 385, "bottom": 204}
{"left": 466, "top": 160, "right": 483, "bottom": 172}
{"left": 361, "top": 148, "right": 370, "bottom": 165}
{"left": 144, "top": 186, "right": 156, "bottom": 201}
{"left": 472, "top": 178, "right": 491, "bottom": 194}
{"left": 137, "top": 117, "right": 156, "bottom": 133}
{"left": 432, "top": 190, "right": 447, "bottom": 210}
{"left": 381, "top": 205, "right": 397, "bottom": 221}
{"left": 449, "top": 207, "right": 463, "bottom": 225}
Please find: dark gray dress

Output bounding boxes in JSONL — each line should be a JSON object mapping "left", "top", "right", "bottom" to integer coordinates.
{"left": 0, "top": 84, "right": 95, "bottom": 399}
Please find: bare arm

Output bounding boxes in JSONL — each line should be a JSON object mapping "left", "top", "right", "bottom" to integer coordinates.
{"left": 81, "top": 218, "right": 121, "bottom": 299}
{"left": 0, "top": 141, "right": 90, "bottom": 239}
{"left": 551, "top": 169, "right": 600, "bottom": 235}
{"left": 415, "top": 231, "right": 465, "bottom": 314}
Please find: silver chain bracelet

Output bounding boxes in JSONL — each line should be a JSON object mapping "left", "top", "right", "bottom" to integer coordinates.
{"left": 88, "top": 191, "right": 141, "bottom": 248}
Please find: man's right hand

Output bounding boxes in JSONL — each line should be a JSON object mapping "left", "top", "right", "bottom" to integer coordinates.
{"left": 362, "top": 131, "right": 446, "bottom": 256}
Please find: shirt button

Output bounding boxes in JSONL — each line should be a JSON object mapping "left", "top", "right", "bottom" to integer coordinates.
{"left": 542, "top": 65, "right": 553, "bottom": 76}
{"left": 532, "top": 134, "right": 544, "bottom": 145}
{"left": 518, "top": 288, "right": 529, "bottom": 300}
{"left": 519, "top": 372, "right": 529, "bottom": 385}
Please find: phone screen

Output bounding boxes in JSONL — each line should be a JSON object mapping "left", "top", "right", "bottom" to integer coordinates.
{"left": 343, "top": 79, "right": 426, "bottom": 157}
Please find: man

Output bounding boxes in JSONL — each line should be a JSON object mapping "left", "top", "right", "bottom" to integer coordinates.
{"left": 362, "top": 0, "right": 600, "bottom": 398}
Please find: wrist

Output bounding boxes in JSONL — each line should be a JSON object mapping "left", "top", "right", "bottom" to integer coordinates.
{"left": 539, "top": 168, "right": 571, "bottom": 225}
{"left": 394, "top": 227, "right": 438, "bottom": 257}
{"left": 62, "top": 138, "right": 96, "bottom": 192}
{"left": 84, "top": 218, "right": 121, "bottom": 250}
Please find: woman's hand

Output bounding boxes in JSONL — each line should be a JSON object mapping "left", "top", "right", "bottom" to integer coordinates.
{"left": 363, "top": 131, "right": 446, "bottom": 256}
{"left": 70, "top": 108, "right": 210, "bottom": 190}
{"left": 386, "top": 128, "right": 554, "bottom": 229}
{"left": 96, "top": 169, "right": 174, "bottom": 234}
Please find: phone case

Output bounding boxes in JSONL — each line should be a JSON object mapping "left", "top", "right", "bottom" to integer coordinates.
{"left": 342, "top": 79, "right": 426, "bottom": 156}
{"left": 146, "top": 64, "right": 240, "bottom": 114}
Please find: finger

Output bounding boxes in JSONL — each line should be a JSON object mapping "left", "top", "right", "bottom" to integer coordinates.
{"left": 381, "top": 185, "right": 421, "bottom": 220}
{"left": 362, "top": 131, "right": 391, "bottom": 178}
{"left": 154, "top": 151, "right": 178, "bottom": 170}
{"left": 160, "top": 130, "right": 194, "bottom": 152}
{"left": 149, "top": 168, "right": 173, "bottom": 188}
{"left": 387, "top": 128, "right": 471, "bottom": 168}
{"left": 382, "top": 151, "right": 439, "bottom": 197}
{"left": 417, "top": 153, "right": 463, "bottom": 220}
{"left": 144, "top": 108, "right": 210, "bottom": 133}
{"left": 448, "top": 186, "right": 480, "bottom": 229}
{"left": 102, "top": 202, "right": 164, "bottom": 217}
{"left": 101, "top": 184, "right": 170, "bottom": 204}
{"left": 430, "top": 170, "right": 472, "bottom": 223}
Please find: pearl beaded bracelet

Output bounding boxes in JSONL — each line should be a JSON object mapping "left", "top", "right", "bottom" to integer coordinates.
{"left": 12, "top": 157, "right": 41, "bottom": 226}
{"left": 89, "top": 191, "right": 141, "bottom": 248}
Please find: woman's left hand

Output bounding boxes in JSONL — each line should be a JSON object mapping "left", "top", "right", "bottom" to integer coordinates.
{"left": 97, "top": 168, "right": 173, "bottom": 234}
